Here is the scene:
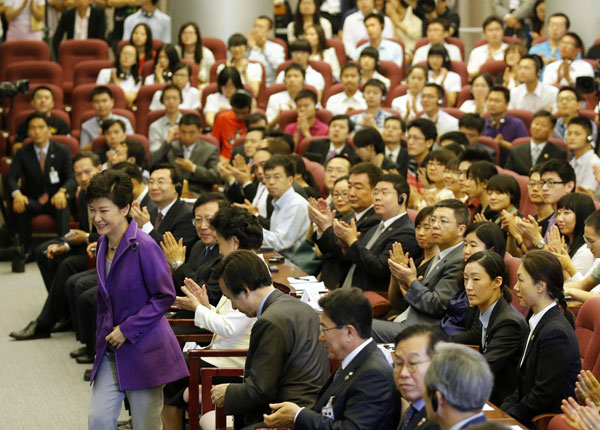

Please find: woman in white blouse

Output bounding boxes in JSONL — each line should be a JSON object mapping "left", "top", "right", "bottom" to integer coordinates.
{"left": 144, "top": 43, "right": 180, "bottom": 85}
{"left": 176, "top": 22, "right": 215, "bottom": 89}
{"left": 149, "top": 63, "right": 200, "bottom": 111}
{"left": 391, "top": 65, "right": 426, "bottom": 122}
{"left": 303, "top": 24, "right": 340, "bottom": 81}
{"left": 97, "top": 44, "right": 142, "bottom": 108}
{"left": 216, "top": 33, "right": 262, "bottom": 97}
{"left": 286, "top": 0, "right": 332, "bottom": 43}
{"left": 460, "top": 72, "right": 493, "bottom": 115}
{"left": 547, "top": 193, "right": 596, "bottom": 279}
{"left": 204, "top": 67, "right": 245, "bottom": 127}
{"left": 426, "top": 43, "right": 461, "bottom": 107}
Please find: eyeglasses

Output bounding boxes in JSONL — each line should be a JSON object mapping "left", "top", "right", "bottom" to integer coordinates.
{"left": 333, "top": 191, "right": 348, "bottom": 200}
{"left": 192, "top": 217, "right": 211, "bottom": 227}
{"left": 372, "top": 189, "right": 395, "bottom": 198}
{"left": 584, "top": 236, "right": 600, "bottom": 246}
{"left": 392, "top": 359, "right": 430, "bottom": 374}
{"left": 320, "top": 325, "right": 342, "bottom": 335}
{"left": 540, "top": 180, "right": 566, "bottom": 188}
{"left": 429, "top": 216, "right": 455, "bottom": 226}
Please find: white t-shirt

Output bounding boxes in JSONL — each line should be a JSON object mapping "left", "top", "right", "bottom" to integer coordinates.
{"left": 467, "top": 43, "right": 508, "bottom": 75}
{"left": 276, "top": 65, "right": 325, "bottom": 91}
{"left": 203, "top": 92, "right": 230, "bottom": 114}
{"left": 542, "top": 59, "right": 594, "bottom": 86}
{"left": 391, "top": 93, "right": 423, "bottom": 120}
{"left": 216, "top": 61, "right": 263, "bottom": 86}
{"left": 149, "top": 84, "right": 200, "bottom": 111}
{"left": 266, "top": 91, "right": 295, "bottom": 123}
{"left": 428, "top": 69, "right": 461, "bottom": 94}
{"left": 325, "top": 90, "right": 367, "bottom": 116}
{"left": 412, "top": 42, "right": 463, "bottom": 64}
{"left": 96, "top": 68, "right": 142, "bottom": 95}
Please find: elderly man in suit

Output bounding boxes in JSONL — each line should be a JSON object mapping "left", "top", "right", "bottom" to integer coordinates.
{"left": 424, "top": 343, "right": 493, "bottom": 430}
{"left": 372, "top": 199, "right": 468, "bottom": 342}
{"left": 263, "top": 287, "right": 397, "bottom": 430}
{"left": 150, "top": 113, "right": 220, "bottom": 196}
{"left": 209, "top": 250, "right": 330, "bottom": 429}
{"left": 52, "top": 0, "right": 107, "bottom": 54}
{"left": 6, "top": 114, "right": 76, "bottom": 254}
{"left": 505, "top": 110, "right": 566, "bottom": 176}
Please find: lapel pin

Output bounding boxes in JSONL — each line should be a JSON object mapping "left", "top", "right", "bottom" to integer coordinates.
{"left": 544, "top": 153, "right": 549, "bottom": 159}
{"left": 388, "top": 227, "right": 392, "bottom": 231}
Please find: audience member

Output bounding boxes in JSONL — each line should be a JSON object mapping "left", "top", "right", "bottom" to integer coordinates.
{"left": 212, "top": 89, "right": 253, "bottom": 160}
{"left": 176, "top": 22, "right": 215, "bottom": 87}
{"left": 350, "top": 78, "right": 393, "bottom": 132}
{"left": 325, "top": 63, "right": 366, "bottom": 115}
{"left": 96, "top": 44, "right": 141, "bottom": 108}
{"left": 148, "top": 84, "right": 183, "bottom": 153}
{"left": 122, "top": 0, "right": 171, "bottom": 43}
{"left": 217, "top": 33, "right": 262, "bottom": 96}
{"left": 209, "top": 250, "right": 329, "bottom": 428}
{"left": 467, "top": 161, "right": 499, "bottom": 222}
{"left": 529, "top": 12, "right": 571, "bottom": 65}
{"left": 52, "top": 0, "right": 106, "bottom": 54}
{"left": 505, "top": 110, "right": 565, "bottom": 176}
{"left": 144, "top": 43, "right": 180, "bottom": 85}
{"left": 276, "top": 39, "right": 326, "bottom": 97}
{"left": 342, "top": 0, "right": 394, "bottom": 58}
{"left": 358, "top": 46, "right": 391, "bottom": 89}
{"left": 494, "top": 0, "right": 535, "bottom": 39}
{"left": 418, "top": 0, "right": 460, "bottom": 37}
{"left": 304, "top": 115, "right": 358, "bottom": 165}
{"left": 322, "top": 156, "right": 352, "bottom": 205}
{"left": 284, "top": 89, "right": 329, "bottom": 148}
{"left": 416, "top": 149, "right": 456, "bottom": 207}
{"left": 406, "top": 117, "right": 437, "bottom": 192}
{"left": 354, "top": 11, "right": 404, "bottom": 69}
{"left": 497, "top": 43, "right": 525, "bottom": 90}
{"left": 80, "top": 86, "right": 134, "bottom": 149}
{"left": 420, "top": 83, "right": 459, "bottom": 136}
{"left": 287, "top": 0, "right": 332, "bottom": 43}
{"left": 412, "top": 18, "right": 463, "bottom": 64}
{"left": 426, "top": 44, "right": 461, "bottom": 107}
{"left": 460, "top": 73, "right": 493, "bottom": 115}
{"left": 467, "top": 16, "right": 507, "bottom": 77}
{"left": 392, "top": 65, "right": 426, "bottom": 122}
{"left": 385, "top": 0, "right": 422, "bottom": 57}
{"left": 149, "top": 62, "right": 201, "bottom": 111}
{"left": 567, "top": 116, "right": 600, "bottom": 198}
{"left": 509, "top": 55, "right": 558, "bottom": 113}
{"left": 4, "top": 0, "right": 44, "bottom": 41}
{"left": 247, "top": 15, "right": 285, "bottom": 85}
{"left": 542, "top": 32, "right": 594, "bottom": 86}
{"left": 383, "top": 116, "right": 409, "bottom": 176}
{"left": 127, "top": 23, "right": 154, "bottom": 70}
{"left": 266, "top": 63, "right": 304, "bottom": 125}
{"left": 553, "top": 87, "right": 598, "bottom": 143}
{"left": 304, "top": 24, "right": 341, "bottom": 80}
{"left": 204, "top": 66, "right": 244, "bottom": 127}
{"left": 354, "top": 126, "right": 399, "bottom": 172}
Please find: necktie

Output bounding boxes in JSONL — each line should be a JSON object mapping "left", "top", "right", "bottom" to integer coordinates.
{"left": 424, "top": 253, "right": 441, "bottom": 279}
{"left": 341, "top": 222, "right": 386, "bottom": 289}
{"left": 39, "top": 150, "right": 45, "bottom": 173}
{"left": 325, "top": 148, "right": 337, "bottom": 163}
{"left": 401, "top": 405, "right": 417, "bottom": 430}
{"left": 531, "top": 143, "right": 543, "bottom": 165}
{"left": 154, "top": 212, "right": 164, "bottom": 231}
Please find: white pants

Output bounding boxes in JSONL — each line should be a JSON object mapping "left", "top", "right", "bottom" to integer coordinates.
{"left": 89, "top": 351, "right": 164, "bottom": 430}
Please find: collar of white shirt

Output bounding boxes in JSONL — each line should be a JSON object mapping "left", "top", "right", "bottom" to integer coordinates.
{"left": 354, "top": 205, "right": 374, "bottom": 222}
{"left": 160, "top": 197, "right": 178, "bottom": 218}
{"left": 341, "top": 338, "right": 373, "bottom": 369}
{"left": 382, "top": 211, "right": 406, "bottom": 229}
{"left": 438, "top": 241, "right": 463, "bottom": 261}
{"left": 528, "top": 301, "right": 557, "bottom": 332}
{"left": 573, "top": 148, "right": 597, "bottom": 165}
{"left": 136, "top": 185, "right": 149, "bottom": 205}
{"left": 385, "top": 145, "right": 400, "bottom": 161}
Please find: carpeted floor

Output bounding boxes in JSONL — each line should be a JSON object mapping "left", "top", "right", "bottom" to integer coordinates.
{"left": 0, "top": 260, "right": 128, "bottom": 429}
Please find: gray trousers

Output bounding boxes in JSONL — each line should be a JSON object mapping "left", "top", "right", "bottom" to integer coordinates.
{"left": 89, "top": 351, "right": 164, "bottom": 430}
{"left": 371, "top": 318, "right": 408, "bottom": 343}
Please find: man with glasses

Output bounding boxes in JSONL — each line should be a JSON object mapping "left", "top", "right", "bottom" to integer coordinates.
{"left": 406, "top": 118, "right": 437, "bottom": 192}
{"left": 372, "top": 199, "right": 468, "bottom": 342}
{"left": 529, "top": 13, "right": 571, "bottom": 65}
{"left": 420, "top": 83, "right": 458, "bottom": 137}
{"left": 148, "top": 84, "right": 183, "bottom": 154}
{"left": 553, "top": 87, "right": 598, "bottom": 143}
{"left": 393, "top": 324, "right": 443, "bottom": 430}
{"left": 542, "top": 32, "right": 594, "bottom": 86}
{"left": 565, "top": 211, "right": 600, "bottom": 298}
{"left": 263, "top": 287, "right": 397, "bottom": 430}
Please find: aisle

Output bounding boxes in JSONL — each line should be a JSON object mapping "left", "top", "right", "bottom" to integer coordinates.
{"left": 0, "top": 261, "right": 94, "bottom": 429}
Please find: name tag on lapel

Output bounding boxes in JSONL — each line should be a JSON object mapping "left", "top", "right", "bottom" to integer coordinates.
{"left": 322, "top": 395, "right": 335, "bottom": 419}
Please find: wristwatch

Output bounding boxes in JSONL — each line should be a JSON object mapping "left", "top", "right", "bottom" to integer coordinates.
{"left": 171, "top": 260, "right": 184, "bottom": 270}
{"left": 536, "top": 240, "right": 546, "bottom": 249}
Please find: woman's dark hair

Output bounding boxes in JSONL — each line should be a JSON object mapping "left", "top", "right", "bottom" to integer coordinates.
{"left": 556, "top": 193, "right": 596, "bottom": 258}
{"left": 116, "top": 44, "right": 140, "bottom": 84}
{"left": 228, "top": 33, "right": 247, "bottom": 48}
{"left": 86, "top": 169, "right": 133, "bottom": 210}
{"left": 470, "top": 72, "right": 494, "bottom": 89}
{"left": 530, "top": 0, "right": 545, "bottom": 34}
{"left": 521, "top": 250, "right": 575, "bottom": 327}
{"left": 353, "top": 126, "right": 385, "bottom": 153}
{"left": 210, "top": 205, "right": 264, "bottom": 250}
{"left": 178, "top": 22, "right": 204, "bottom": 64}
{"left": 293, "top": 0, "right": 321, "bottom": 40}
{"left": 465, "top": 250, "right": 513, "bottom": 303}
{"left": 467, "top": 161, "right": 498, "bottom": 184}
{"left": 415, "top": 206, "right": 435, "bottom": 228}
{"left": 217, "top": 66, "right": 244, "bottom": 95}
{"left": 211, "top": 250, "right": 272, "bottom": 295}
{"left": 486, "top": 174, "right": 521, "bottom": 208}
{"left": 464, "top": 221, "right": 507, "bottom": 257}
{"left": 306, "top": 24, "right": 327, "bottom": 56}
{"left": 156, "top": 44, "right": 180, "bottom": 74}
{"left": 289, "top": 154, "right": 319, "bottom": 191}
{"left": 130, "top": 23, "right": 153, "bottom": 60}
{"left": 426, "top": 149, "right": 456, "bottom": 166}
{"left": 427, "top": 43, "right": 452, "bottom": 71}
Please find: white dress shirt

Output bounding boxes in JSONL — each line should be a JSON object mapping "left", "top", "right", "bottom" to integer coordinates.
{"left": 149, "top": 83, "right": 200, "bottom": 111}
{"left": 342, "top": 9, "right": 394, "bottom": 57}
{"left": 571, "top": 149, "right": 600, "bottom": 196}
{"left": 252, "top": 182, "right": 269, "bottom": 218}
{"left": 412, "top": 42, "right": 463, "bottom": 64}
{"left": 203, "top": 92, "right": 230, "bottom": 114}
{"left": 361, "top": 70, "right": 391, "bottom": 90}
{"left": 311, "top": 47, "right": 342, "bottom": 80}
{"left": 325, "top": 90, "right": 367, "bottom": 115}
{"left": 428, "top": 69, "right": 461, "bottom": 93}
{"left": 276, "top": 64, "right": 325, "bottom": 91}
{"left": 422, "top": 109, "right": 459, "bottom": 136}
{"left": 520, "top": 301, "right": 557, "bottom": 366}
{"left": 266, "top": 91, "right": 295, "bottom": 123}
{"left": 141, "top": 197, "right": 177, "bottom": 234}
{"left": 542, "top": 59, "right": 594, "bottom": 86}
{"left": 96, "top": 68, "right": 142, "bottom": 96}
{"left": 341, "top": 338, "right": 374, "bottom": 369}
{"left": 391, "top": 93, "right": 423, "bottom": 120}
{"left": 248, "top": 40, "right": 286, "bottom": 85}
{"left": 509, "top": 82, "right": 558, "bottom": 113}
{"left": 148, "top": 113, "right": 181, "bottom": 153}
{"left": 467, "top": 43, "right": 508, "bottom": 74}
{"left": 74, "top": 7, "right": 90, "bottom": 40}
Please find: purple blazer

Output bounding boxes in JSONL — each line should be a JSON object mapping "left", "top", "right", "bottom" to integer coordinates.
{"left": 90, "top": 220, "right": 189, "bottom": 390}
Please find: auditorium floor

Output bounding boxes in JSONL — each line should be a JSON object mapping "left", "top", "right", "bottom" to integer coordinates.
{"left": 0, "top": 261, "right": 128, "bottom": 429}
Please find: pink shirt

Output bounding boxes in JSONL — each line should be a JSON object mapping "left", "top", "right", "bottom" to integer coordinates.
{"left": 284, "top": 117, "right": 329, "bottom": 150}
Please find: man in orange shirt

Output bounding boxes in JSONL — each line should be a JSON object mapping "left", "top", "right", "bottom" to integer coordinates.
{"left": 212, "top": 89, "right": 253, "bottom": 160}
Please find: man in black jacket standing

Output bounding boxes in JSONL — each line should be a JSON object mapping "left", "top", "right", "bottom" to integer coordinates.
{"left": 52, "top": 0, "right": 107, "bottom": 54}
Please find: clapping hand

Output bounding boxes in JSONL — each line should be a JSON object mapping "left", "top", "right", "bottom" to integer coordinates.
{"left": 547, "top": 225, "right": 566, "bottom": 249}
{"left": 173, "top": 278, "right": 211, "bottom": 311}
{"left": 333, "top": 217, "right": 359, "bottom": 248}
{"left": 233, "top": 199, "right": 259, "bottom": 216}
{"left": 561, "top": 397, "right": 600, "bottom": 430}
{"left": 473, "top": 213, "right": 488, "bottom": 223}
{"left": 576, "top": 370, "right": 600, "bottom": 408}
{"left": 160, "top": 232, "right": 186, "bottom": 270}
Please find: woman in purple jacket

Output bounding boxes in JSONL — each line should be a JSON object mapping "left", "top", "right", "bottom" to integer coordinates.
{"left": 86, "top": 169, "right": 188, "bottom": 430}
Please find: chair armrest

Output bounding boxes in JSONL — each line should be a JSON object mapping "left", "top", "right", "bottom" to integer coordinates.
{"left": 532, "top": 413, "right": 557, "bottom": 430}
{"left": 168, "top": 318, "right": 196, "bottom": 326}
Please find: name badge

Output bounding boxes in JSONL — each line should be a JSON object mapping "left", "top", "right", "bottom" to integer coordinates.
{"left": 321, "top": 396, "right": 335, "bottom": 420}
{"left": 49, "top": 168, "right": 60, "bottom": 184}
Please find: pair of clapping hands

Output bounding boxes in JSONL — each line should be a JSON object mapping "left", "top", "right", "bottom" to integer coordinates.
{"left": 560, "top": 370, "right": 600, "bottom": 430}
{"left": 307, "top": 197, "right": 359, "bottom": 248}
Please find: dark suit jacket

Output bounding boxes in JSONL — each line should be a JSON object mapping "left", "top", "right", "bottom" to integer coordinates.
{"left": 315, "top": 207, "right": 381, "bottom": 289}
{"left": 225, "top": 289, "right": 330, "bottom": 427}
{"left": 504, "top": 141, "right": 567, "bottom": 176}
{"left": 453, "top": 413, "right": 487, "bottom": 429}
{"left": 399, "top": 405, "right": 429, "bottom": 430}
{"left": 451, "top": 297, "right": 528, "bottom": 405}
{"left": 403, "top": 243, "right": 464, "bottom": 325}
{"left": 304, "top": 138, "right": 359, "bottom": 165}
{"left": 295, "top": 341, "right": 398, "bottom": 430}
{"left": 150, "top": 139, "right": 220, "bottom": 194}
{"left": 7, "top": 141, "right": 76, "bottom": 200}
{"left": 343, "top": 213, "right": 421, "bottom": 292}
{"left": 52, "top": 6, "right": 107, "bottom": 54}
{"left": 501, "top": 306, "right": 580, "bottom": 427}
{"left": 172, "top": 241, "right": 221, "bottom": 306}
{"left": 388, "top": 146, "right": 409, "bottom": 177}
{"left": 148, "top": 198, "right": 197, "bottom": 259}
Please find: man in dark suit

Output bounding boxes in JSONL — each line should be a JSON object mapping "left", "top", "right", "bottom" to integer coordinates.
{"left": 394, "top": 324, "right": 443, "bottom": 430}
{"left": 311, "top": 162, "right": 382, "bottom": 289}
{"left": 304, "top": 115, "right": 359, "bottom": 165}
{"left": 424, "top": 343, "right": 493, "bottom": 430}
{"left": 210, "top": 250, "right": 330, "bottom": 429}
{"left": 129, "top": 164, "right": 197, "bottom": 259}
{"left": 332, "top": 173, "right": 421, "bottom": 292}
{"left": 505, "top": 110, "right": 567, "bottom": 176}
{"left": 150, "top": 113, "right": 220, "bottom": 196}
{"left": 6, "top": 114, "right": 76, "bottom": 253}
{"left": 354, "top": 126, "right": 400, "bottom": 172}
{"left": 263, "top": 288, "right": 398, "bottom": 430}
{"left": 52, "top": 0, "right": 107, "bottom": 54}
{"left": 372, "top": 199, "right": 469, "bottom": 342}
{"left": 383, "top": 116, "right": 409, "bottom": 176}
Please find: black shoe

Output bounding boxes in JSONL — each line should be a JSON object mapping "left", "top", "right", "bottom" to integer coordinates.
{"left": 70, "top": 346, "right": 88, "bottom": 358}
{"left": 76, "top": 354, "right": 95, "bottom": 364}
{"left": 9, "top": 321, "right": 51, "bottom": 340}
{"left": 83, "top": 368, "right": 92, "bottom": 382}
{"left": 51, "top": 318, "right": 72, "bottom": 333}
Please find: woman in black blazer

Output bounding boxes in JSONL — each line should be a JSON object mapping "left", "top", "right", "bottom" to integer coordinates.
{"left": 451, "top": 251, "right": 528, "bottom": 405}
{"left": 501, "top": 250, "right": 581, "bottom": 428}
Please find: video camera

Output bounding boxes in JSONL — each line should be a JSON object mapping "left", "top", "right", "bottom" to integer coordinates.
{"left": 0, "top": 80, "right": 29, "bottom": 98}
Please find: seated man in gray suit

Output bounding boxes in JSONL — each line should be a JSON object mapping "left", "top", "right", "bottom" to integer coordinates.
{"left": 372, "top": 199, "right": 468, "bottom": 342}
{"left": 210, "top": 250, "right": 330, "bottom": 429}
{"left": 150, "top": 113, "right": 220, "bottom": 196}
{"left": 263, "top": 287, "right": 398, "bottom": 430}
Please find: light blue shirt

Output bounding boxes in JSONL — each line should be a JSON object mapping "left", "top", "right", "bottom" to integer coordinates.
{"left": 248, "top": 40, "right": 285, "bottom": 85}
{"left": 530, "top": 40, "right": 581, "bottom": 75}
{"left": 122, "top": 9, "right": 171, "bottom": 43}
{"left": 80, "top": 113, "right": 134, "bottom": 148}
{"left": 479, "top": 299, "right": 499, "bottom": 351}
{"left": 351, "top": 109, "right": 394, "bottom": 132}
{"left": 357, "top": 39, "right": 404, "bottom": 69}
{"left": 262, "top": 186, "right": 310, "bottom": 258}
{"left": 257, "top": 289, "right": 276, "bottom": 318}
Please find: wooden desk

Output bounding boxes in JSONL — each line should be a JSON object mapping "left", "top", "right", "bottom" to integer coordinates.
{"left": 485, "top": 403, "right": 528, "bottom": 429}
{"left": 260, "top": 251, "right": 308, "bottom": 294}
